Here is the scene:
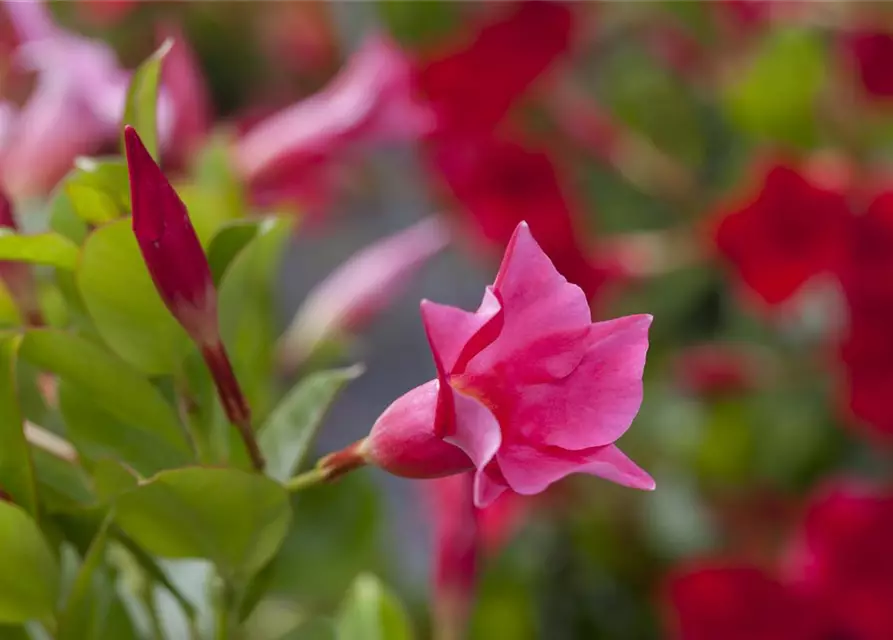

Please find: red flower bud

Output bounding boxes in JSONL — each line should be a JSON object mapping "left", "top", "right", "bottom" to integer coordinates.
{"left": 125, "top": 125, "right": 264, "bottom": 471}
{"left": 124, "top": 125, "right": 218, "bottom": 347}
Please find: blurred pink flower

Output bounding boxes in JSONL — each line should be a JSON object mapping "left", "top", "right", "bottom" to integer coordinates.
{"left": 235, "top": 35, "right": 434, "bottom": 214}
{"left": 424, "top": 473, "right": 527, "bottom": 637}
{"left": 0, "top": 189, "right": 41, "bottom": 325}
{"left": 351, "top": 222, "right": 653, "bottom": 507}
{"left": 277, "top": 217, "right": 449, "bottom": 371}
{"left": 672, "top": 343, "right": 766, "bottom": 398}
{"left": 0, "top": 0, "right": 172, "bottom": 197}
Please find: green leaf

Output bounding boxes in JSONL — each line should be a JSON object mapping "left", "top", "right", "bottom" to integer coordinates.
{"left": 77, "top": 219, "right": 193, "bottom": 375}
{"left": 724, "top": 28, "right": 826, "bottom": 146}
{"left": 205, "top": 220, "right": 262, "bottom": 286}
{"left": 122, "top": 38, "right": 173, "bottom": 161}
{"left": 378, "top": 0, "right": 459, "bottom": 46}
{"left": 259, "top": 365, "right": 364, "bottom": 482}
{"left": 115, "top": 467, "right": 291, "bottom": 578}
{"left": 64, "top": 158, "right": 131, "bottom": 224}
{"left": 47, "top": 184, "right": 89, "bottom": 245}
{"left": 20, "top": 330, "right": 189, "bottom": 456}
{"left": 0, "top": 502, "right": 59, "bottom": 623}
{"left": 335, "top": 574, "right": 413, "bottom": 640}
{"left": 218, "top": 216, "right": 294, "bottom": 418}
{"left": 0, "top": 231, "right": 79, "bottom": 270}
{"left": 30, "top": 448, "right": 95, "bottom": 513}
{"left": 0, "top": 283, "right": 20, "bottom": 327}
{"left": 0, "top": 335, "right": 37, "bottom": 517}
{"left": 90, "top": 459, "right": 139, "bottom": 503}
{"left": 57, "top": 516, "right": 112, "bottom": 640}
{"left": 58, "top": 379, "right": 191, "bottom": 477}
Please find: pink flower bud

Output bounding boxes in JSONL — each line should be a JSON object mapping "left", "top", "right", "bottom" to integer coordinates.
{"left": 124, "top": 125, "right": 218, "bottom": 347}
{"left": 277, "top": 217, "right": 449, "bottom": 371}
{"left": 0, "top": 191, "right": 42, "bottom": 325}
{"left": 355, "top": 221, "right": 654, "bottom": 507}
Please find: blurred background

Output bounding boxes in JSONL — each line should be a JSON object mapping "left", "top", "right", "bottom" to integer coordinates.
{"left": 6, "top": 1, "right": 893, "bottom": 638}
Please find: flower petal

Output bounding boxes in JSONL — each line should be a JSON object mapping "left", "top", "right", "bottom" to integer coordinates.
{"left": 444, "top": 384, "right": 502, "bottom": 472}
{"left": 496, "top": 439, "right": 652, "bottom": 496}
{"left": 466, "top": 222, "right": 592, "bottom": 376}
{"left": 525, "top": 314, "right": 652, "bottom": 450}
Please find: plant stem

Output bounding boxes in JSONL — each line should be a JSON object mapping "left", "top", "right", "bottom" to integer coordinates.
{"left": 284, "top": 467, "right": 327, "bottom": 493}
{"left": 214, "top": 578, "right": 240, "bottom": 640}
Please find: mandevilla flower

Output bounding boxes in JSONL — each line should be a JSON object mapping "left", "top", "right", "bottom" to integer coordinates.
{"left": 124, "top": 125, "right": 264, "bottom": 471}
{"left": 0, "top": 190, "right": 41, "bottom": 325}
{"left": 322, "top": 222, "right": 653, "bottom": 507}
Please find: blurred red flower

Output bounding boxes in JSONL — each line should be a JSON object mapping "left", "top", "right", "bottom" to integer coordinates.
{"left": 843, "top": 30, "right": 893, "bottom": 99}
{"left": 671, "top": 343, "right": 765, "bottom": 398}
{"left": 667, "top": 481, "right": 893, "bottom": 640}
{"left": 713, "top": 160, "right": 851, "bottom": 307}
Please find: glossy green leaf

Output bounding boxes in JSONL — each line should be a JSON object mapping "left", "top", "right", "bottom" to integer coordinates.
{"left": 260, "top": 365, "right": 364, "bottom": 482}
{"left": 335, "top": 574, "right": 413, "bottom": 640}
{"left": 115, "top": 467, "right": 291, "bottom": 577}
{"left": 57, "top": 516, "right": 111, "bottom": 640}
{"left": 64, "top": 158, "right": 131, "bottom": 224}
{"left": 30, "top": 448, "right": 95, "bottom": 513}
{"left": 218, "top": 216, "right": 294, "bottom": 418}
{"left": 122, "top": 38, "right": 173, "bottom": 161}
{"left": 0, "top": 335, "right": 36, "bottom": 517}
{"left": 724, "top": 28, "right": 825, "bottom": 146}
{"left": 19, "top": 330, "right": 189, "bottom": 455}
{"left": 58, "top": 380, "right": 191, "bottom": 477}
{"left": 76, "top": 219, "right": 193, "bottom": 375}
{"left": 0, "top": 231, "right": 79, "bottom": 269}
{"left": 0, "top": 502, "right": 59, "bottom": 623}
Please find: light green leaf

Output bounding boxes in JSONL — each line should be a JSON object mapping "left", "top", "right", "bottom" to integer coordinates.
{"left": 336, "top": 574, "right": 413, "bottom": 640}
{"left": 0, "top": 335, "right": 37, "bottom": 517}
{"left": 724, "top": 28, "right": 826, "bottom": 146}
{"left": 260, "top": 365, "right": 364, "bottom": 482}
{"left": 30, "top": 448, "right": 95, "bottom": 513}
{"left": 115, "top": 467, "right": 291, "bottom": 578}
{"left": 47, "top": 183, "right": 88, "bottom": 245}
{"left": 19, "top": 330, "right": 189, "bottom": 455}
{"left": 57, "top": 516, "right": 112, "bottom": 640}
{"left": 77, "top": 219, "right": 193, "bottom": 375}
{"left": 64, "top": 158, "right": 131, "bottom": 224}
{"left": 205, "top": 220, "right": 262, "bottom": 286}
{"left": 0, "top": 231, "right": 79, "bottom": 270}
{"left": 58, "top": 379, "right": 191, "bottom": 477}
{"left": 90, "top": 459, "right": 139, "bottom": 503}
{"left": 0, "top": 502, "right": 59, "bottom": 623}
{"left": 218, "top": 216, "right": 294, "bottom": 418}
{"left": 122, "top": 39, "right": 173, "bottom": 161}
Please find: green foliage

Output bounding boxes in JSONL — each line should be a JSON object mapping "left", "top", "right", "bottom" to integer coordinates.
{"left": 0, "top": 502, "right": 59, "bottom": 624}
{"left": 77, "top": 219, "right": 193, "bottom": 375}
{"left": 335, "top": 574, "right": 414, "bottom": 640}
{"left": 114, "top": 467, "right": 291, "bottom": 578}
{"left": 0, "top": 335, "right": 37, "bottom": 517}
{"left": 63, "top": 159, "right": 131, "bottom": 224}
{"left": 260, "top": 365, "right": 364, "bottom": 482}
{"left": 0, "top": 231, "right": 79, "bottom": 270}
{"left": 122, "top": 38, "right": 173, "bottom": 161}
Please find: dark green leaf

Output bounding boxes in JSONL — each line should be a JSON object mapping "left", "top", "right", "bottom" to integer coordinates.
{"left": 122, "top": 38, "right": 173, "bottom": 161}
{"left": 115, "top": 467, "right": 291, "bottom": 578}
{"left": 0, "top": 502, "right": 59, "bottom": 623}
{"left": 57, "top": 516, "right": 112, "bottom": 640}
{"left": 30, "top": 448, "right": 95, "bottom": 513}
{"left": 0, "top": 335, "right": 37, "bottom": 517}
{"left": 76, "top": 219, "right": 193, "bottom": 375}
{"left": 260, "top": 365, "right": 364, "bottom": 482}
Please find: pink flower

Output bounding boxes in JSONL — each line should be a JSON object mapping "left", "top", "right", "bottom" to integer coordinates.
{"left": 277, "top": 217, "right": 449, "bottom": 371}
{"left": 0, "top": 189, "right": 41, "bottom": 325}
{"left": 345, "top": 222, "right": 653, "bottom": 507}
{"left": 125, "top": 126, "right": 264, "bottom": 470}
{"left": 235, "top": 35, "right": 434, "bottom": 212}
{"left": 843, "top": 30, "right": 893, "bottom": 99}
